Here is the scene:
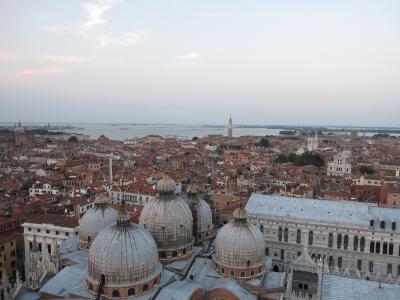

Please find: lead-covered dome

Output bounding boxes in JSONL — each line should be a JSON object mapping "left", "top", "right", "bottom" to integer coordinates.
{"left": 87, "top": 209, "right": 162, "bottom": 298}
{"left": 185, "top": 186, "right": 214, "bottom": 242}
{"left": 213, "top": 205, "right": 265, "bottom": 278}
{"left": 79, "top": 193, "right": 118, "bottom": 250}
{"left": 139, "top": 176, "right": 193, "bottom": 263}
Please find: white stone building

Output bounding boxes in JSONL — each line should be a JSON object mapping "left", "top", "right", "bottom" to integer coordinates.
{"left": 246, "top": 194, "right": 400, "bottom": 283}
{"left": 29, "top": 183, "right": 60, "bottom": 197}
{"left": 327, "top": 151, "right": 352, "bottom": 177}
{"left": 307, "top": 133, "right": 319, "bottom": 152}
{"left": 22, "top": 215, "right": 79, "bottom": 278}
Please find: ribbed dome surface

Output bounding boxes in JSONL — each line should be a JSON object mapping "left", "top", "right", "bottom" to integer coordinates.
{"left": 214, "top": 214, "right": 265, "bottom": 269}
{"left": 87, "top": 223, "right": 161, "bottom": 287}
{"left": 186, "top": 194, "right": 213, "bottom": 240}
{"left": 139, "top": 196, "right": 193, "bottom": 252}
{"left": 79, "top": 205, "right": 118, "bottom": 248}
{"left": 157, "top": 176, "right": 176, "bottom": 192}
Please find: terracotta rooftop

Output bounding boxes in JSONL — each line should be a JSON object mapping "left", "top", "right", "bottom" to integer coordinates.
{"left": 25, "top": 213, "right": 79, "bottom": 228}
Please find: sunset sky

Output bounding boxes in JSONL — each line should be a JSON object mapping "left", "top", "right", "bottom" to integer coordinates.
{"left": 1, "top": 0, "right": 400, "bottom": 126}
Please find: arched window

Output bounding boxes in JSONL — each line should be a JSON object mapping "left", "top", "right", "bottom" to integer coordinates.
{"left": 247, "top": 260, "right": 250, "bottom": 267}
{"left": 328, "top": 256, "right": 334, "bottom": 267}
{"left": 380, "top": 221, "right": 385, "bottom": 229}
{"left": 230, "top": 270, "right": 234, "bottom": 276}
{"left": 369, "top": 261, "right": 374, "bottom": 272}
{"left": 112, "top": 290, "right": 119, "bottom": 297}
{"left": 370, "top": 220, "right": 374, "bottom": 227}
{"left": 353, "top": 236, "right": 359, "bottom": 251}
{"left": 128, "top": 288, "right": 135, "bottom": 296}
{"left": 360, "top": 237, "right": 365, "bottom": 252}
{"left": 308, "top": 231, "right": 313, "bottom": 246}
{"left": 375, "top": 242, "right": 381, "bottom": 254}
{"left": 338, "top": 257, "right": 342, "bottom": 269}
{"left": 370, "top": 241, "right": 375, "bottom": 253}
{"left": 297, "top": 229, "right": 301, "bottom": 244}
{"left": 143, "top": 284, "right": 148, "bottom": 291}
{"left": 240, "top": 272, "right": 245, "bottom": 277}
{"left": 328, "top": 233, "right": 333, "bottom": 248}
{"left": 337, "top": 234, "right": 342, "bottom": 249}
{"left": 278, "top": 227, "right": 282, "bottom": 241}
{"left": 280, "top": 249, "right": 285, "bottom": 260}
{"left": 392, "top": 222, "right": 396, "bottom": 231}
{"left": 251, "top": 271, "right": 255, "bottom": 276}
{"left": 383, "top": 242, "right": 388, "bottom": 255}
{"left": 221, "top": 268, "right": 225, "bottom": 274}
{"left": 389, "top": 243, "right": 394, "bottom": 255}
{"left": 343, "top": 235, "right": 349, "bottom": 250}
{"left": 284, "top": 228, "right": 288, "bottom": 242}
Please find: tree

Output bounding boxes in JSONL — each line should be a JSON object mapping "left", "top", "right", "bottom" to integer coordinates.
{"left": 359, "top": 165, "right": 375, "bottom": 175}
{"left": 256, "top": 138, "right": 270, "bottom": 148}
{"left": 68, "top": 136, "right": 78, "bottom": 142}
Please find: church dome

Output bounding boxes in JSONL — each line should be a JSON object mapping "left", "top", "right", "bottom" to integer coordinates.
{"left": 78, "top": 193, "right": 118, "bottom": 250}
{"left": 185, "top": 187, "right": 214, "bottom": 242}
{"left": 139, "top": 175, "right": 193, "bottom": 262}
{"left": 213, "top": 206, "right": 265, "bottom": 278}
{"left": 86, "top": 209, "right": 162, "bottom": 298}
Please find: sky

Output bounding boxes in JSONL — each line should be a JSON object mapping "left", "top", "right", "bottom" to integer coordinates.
{"left": 0, "top": 0, "right": 400, "bottom": 126}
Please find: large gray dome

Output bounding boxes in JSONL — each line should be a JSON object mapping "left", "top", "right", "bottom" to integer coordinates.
{"left": 87, "top": 211, "right": 162, "bottom": 297}
{"left": 78, "top": 194, "right": 118, "bottom": 250}
{"left": 139, "top": 176, "right": 193, "bottom": 262}
{"left": 213, "top": 206, "right": 265, "bottom": 278}
{"left": 185, "top": 189, "right": 214, "bottom": 242}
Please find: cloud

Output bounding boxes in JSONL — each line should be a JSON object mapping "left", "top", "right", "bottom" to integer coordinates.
{"left": 164, "top": 52, "right": 200, "bottom": 68}
{"left": 82, "top": 0, "right": 120, "bottom": 29}
{"left": 176, "top": 52, "right": 200, "bottom": 60}
{"left": 95, "top": 31, "right": 151, "bottom": 48}
{"left": 19, "top": 68, "right": 64, "bottom": 77}
{"left": 38, "top": 54, "right": 90, "bottom": 63}
{"left": 0, "top": 51, "right": 16, "bottom": 61}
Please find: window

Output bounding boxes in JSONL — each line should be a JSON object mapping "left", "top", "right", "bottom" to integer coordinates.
{"left": 251, "top": 271, "right": 255, "bottom": 276}
{"left": 308, "top": 231, "right": 313, "bottom": 246}
{"left": 38, "top": 243, "right": 42, "bottom": 252}
{"left": 375, "top": 242, "right": 381, "bottom": 254}
{"left": 344, "top": 235, "right": 349, "bottom": 250}
{"left": 328, "top": 233, "right": 333, "bottom": 248}
{"left": 143, "top": 284, "right": 148, "bottom": 291}
{"left": 370, "top": 241, "right": 375, "bottom": 253}
{"left": 260, "top": 225, "right": 264, "bottom": 233}
{"left": 338, "top": 257, "right": 342, "bottom": 269}
{"left": 389, "top": 243, "right": 394, "bottom": 255}
{"left": 387, "top": 264, "right": 392, "bottom": 275}
{"left": 360, "top": 237, "right": 365, "bottom": 252}
{"left": 370, "top": 220, "right": 374, "bottom": 227}
{"left": 337, "top": 234, "right": 342, "bottom": 249}
{"left": 55, "top": 231, "right": 59, "bottom": 235}
{"left": 278, "top": 227, "right": 282, "bottom": 241}
{"left": 397, "top": 265, "right": 400, "bottom": 276}
{"left": 369, "top": 261, "right": 374, "bottom": 272}
{"left": 284, "top": 228, "right": 288, "bottom": 242}
{"left": 280, "top": 249, "right": 285, "bottom": 260}
{"left": 353, "top": 236, "right": 359, "bottom": 251}
{"left": 240, "top": 272, "right": 245, "bottom": 277}
{"left": 265, "top": 248, "right": 269, "bottom": 256}
{"left": 383, "top": 243, "right": 388, "bottom": 255}
{"left": 221, "top": 268, "right": 224, "bottom": 274}
{"left": 328, "top": 256, "right": 334, "bottom": 267}
{"left": 230, "top": 271, "right": 234, "bottom": 276}
{"left": 357, "top": 260, "right": 362, "bottom": 271}
{"left": 297, "top": 229, "right": 301, "bottom": 244}
{"left": 112, "top": 290, "right": 119, "bottom": 297}
{"left": 46, "top": 230, "right": 50, "bottom": 234}
{"left": 65, "top": 232, "right": 69, "bottom": 236}
{"left": 47, "top": 244, "right": 51, "bottom": 254}
{"left": 380, "top": 221, "right": 385, "bottom": 229}
{"left": 128, "top": 288, "right": 135, "bottom": 296}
